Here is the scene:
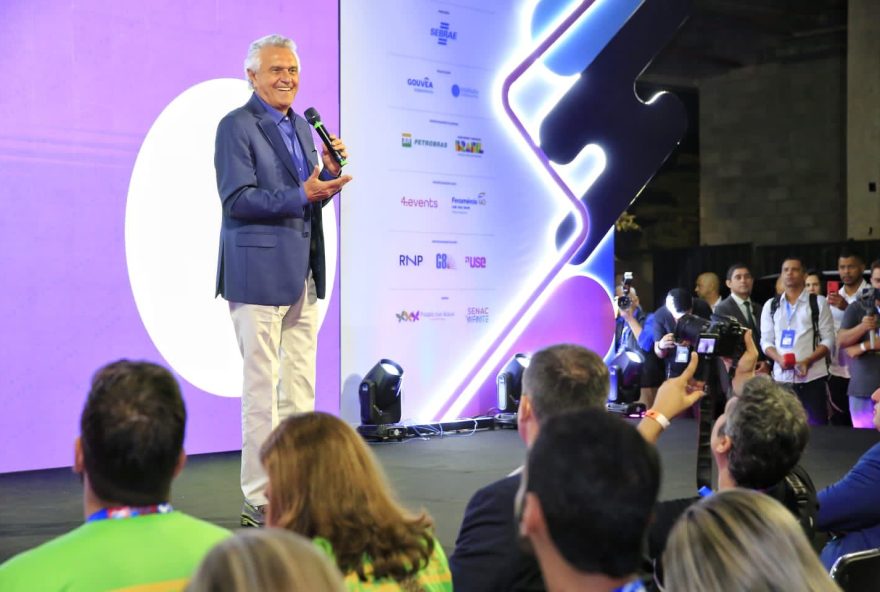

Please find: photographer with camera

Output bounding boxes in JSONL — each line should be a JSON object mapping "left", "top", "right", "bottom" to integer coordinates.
{"left": 653, "top": 288, "right": 712, "bottom": 380}
{"left": 835, "top": 259, "right": 880, "bottom": 428}
{"left": 760, "top": 257, "right": 835, "bottom": 426}
{"left": 614, "top": 273, "right": 644, "bottom": 353}
{"left": 638, "top": 336, "right": 817, "bottom": 585}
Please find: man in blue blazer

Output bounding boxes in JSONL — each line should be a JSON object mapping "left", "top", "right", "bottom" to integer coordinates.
{"left": 214, "top": 34, "right": 351, "bottom": 526}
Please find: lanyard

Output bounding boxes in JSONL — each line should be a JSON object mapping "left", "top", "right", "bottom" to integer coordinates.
{"left": 87, "top": 503, "right": 173, "bottom": 522}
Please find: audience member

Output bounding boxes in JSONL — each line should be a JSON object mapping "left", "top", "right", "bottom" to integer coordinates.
{"left": 761, "top": 257, "right": 835, "bottom": 425}
{"left": 653, "top": 288, "right": 712, "bottom": 379}
{"left": 638, "top": 345, "right": 816, "bottom": 571}
{"left": 0, "top": 361, "right": 231, "bottom": 591}
{"left": 518, "top": 409, "right": 660, "bottom": 592}
{"left": 187, "top": 529, "right": 345, "bottom": 592}
{"left": 836, "top": 259, "right": 880, "bottom": 428}
{"left": 827, "top": 251, "right": 870, "bottom": 426}
{"left": 664, "top": 489, "right": 840, "bottom": 592}
{"left": 806, "top": 269, "right": 824, "bottom": 296}
{"left": 715, "top": 262, "right": 768, "bottom": 373}
{"left": 450, "top": 344, "right": 609, "bottom": 592}
{"left": 695, "top": 271, "right": 722, "bottom": 312}
{"left": 260, "top": 412, "right": 452, "bottom": 591}
{"left": 817, "top": 387, "right": 880, "bottom": 569}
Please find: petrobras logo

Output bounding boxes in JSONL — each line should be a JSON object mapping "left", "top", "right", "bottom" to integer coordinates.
{"left": 466, "top": 306, "right": 490, "bottom": 324}
{"left": 455, "top": 136, "right": 484, "bottom": 156}
{"left": 431, "top": 22, "right": 457, "bottom": 45}
{"left": 435, "top": 253, "right": 456, "bottom": 269}
{"left": 399, "top": 254, "right": 424, "bottom": 267}
{"left": 451, "top": 192, "right": 486, "bottom": 214}
{"left": 407, "top": 76, "right": 435, "bottom": 93}
{"left": 464, "top": 255, "right": 487, "bottom": 269}
{"left": 396, "top": 310, "right": 420, "bottom": 322}
{"left": 451, "top": 84, "right": 479, "bottom": 99}
{"left": 401, "top": 132, "right": 447, "bottom": 149}
{"left": 401, "top": 196, "right": 439, "bottom": 209}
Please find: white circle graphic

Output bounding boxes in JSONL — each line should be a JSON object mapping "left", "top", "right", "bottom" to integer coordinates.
{"left": 125, "top": 79, "right": 337, "bottom": 397}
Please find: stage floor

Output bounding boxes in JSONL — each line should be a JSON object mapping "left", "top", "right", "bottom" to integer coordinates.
{"left": 1, "top": 419, "right": 878, "bottom": 562}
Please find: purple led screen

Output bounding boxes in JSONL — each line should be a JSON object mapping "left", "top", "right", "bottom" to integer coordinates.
{"left": 0, "top": 1, "right": 340, "bottom": 473}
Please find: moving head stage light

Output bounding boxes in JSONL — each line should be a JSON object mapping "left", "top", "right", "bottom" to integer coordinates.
{"left": 496, "top": 353, "right": 530, "bottom": 427}
{"left": 359, "top": 359, "right": 404, "bottom": 425}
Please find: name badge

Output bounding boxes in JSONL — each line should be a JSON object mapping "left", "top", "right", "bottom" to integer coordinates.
{"left": 780, "top": 329, "right": 796, "bottom": 349}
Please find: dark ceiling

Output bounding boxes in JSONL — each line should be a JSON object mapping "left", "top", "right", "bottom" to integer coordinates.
{"left": 644, "top": 0, "right": 848, "bottom": 86}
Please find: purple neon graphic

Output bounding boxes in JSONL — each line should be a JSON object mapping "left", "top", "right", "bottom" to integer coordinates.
{"left": 432, "top": 1, "right": 600, "bottom": 420}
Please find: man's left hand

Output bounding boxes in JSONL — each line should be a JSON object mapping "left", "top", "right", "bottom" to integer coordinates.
{"left": 321, "top": 134, "right": 348, "bottom": 177}
{"left": 827, "top": 292, "right": 847, "bottom": 311}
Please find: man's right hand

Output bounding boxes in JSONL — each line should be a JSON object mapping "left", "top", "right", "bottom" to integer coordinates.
{"left": 861, "top": 315, "right": 878, "bottom": 333}
{"left": 303, "top": 165, "right": 353, "bottom": 203}
{"left": 659, "top": 333, "right": 675, "bottom": 349}
{"left": 827, "top": 292, "right": 847, "bottom": 311}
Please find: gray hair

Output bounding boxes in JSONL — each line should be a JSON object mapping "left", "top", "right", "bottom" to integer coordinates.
{"left": 722, "top": 376, "right": 809, "bottom": 489}
{"left": 521, "top": 344, "right": 609, "bottom": 421}
{"left": 243, "top": 34, "right": 299, "bottom": 89}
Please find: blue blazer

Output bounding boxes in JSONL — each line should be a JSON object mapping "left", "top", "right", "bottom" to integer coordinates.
{"left": 214, "top": 93, "right": 333, "bottom": 305}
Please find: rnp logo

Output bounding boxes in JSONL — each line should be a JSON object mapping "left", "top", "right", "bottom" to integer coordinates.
{"left": 436, "top": 253, "right": 455, "bottom": 269}
{"left": 399, "top": 254, "right": 424, "bottom": 266}
{"left": 465, "top": 256, "right": 486, "bottom": 269}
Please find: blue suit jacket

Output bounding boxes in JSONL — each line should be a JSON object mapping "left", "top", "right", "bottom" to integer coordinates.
{"left": 214, "top": 93, "right": 333, "bottom": 305}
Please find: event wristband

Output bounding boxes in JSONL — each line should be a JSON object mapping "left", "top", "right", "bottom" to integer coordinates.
{"left": 645, "top": 409, "right": 670, "bottom": 429}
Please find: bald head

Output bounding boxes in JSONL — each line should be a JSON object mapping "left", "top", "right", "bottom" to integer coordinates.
{"left": 695, "top": 272, "right": 720, "bottom": 302}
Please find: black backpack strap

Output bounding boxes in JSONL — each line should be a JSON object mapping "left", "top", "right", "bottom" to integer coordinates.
{"left": 809, "top": 293, "right": 820, "bottom": 350}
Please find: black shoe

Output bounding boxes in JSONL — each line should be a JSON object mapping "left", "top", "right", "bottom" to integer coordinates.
{"left": 240, "top": 501, "right": 266, "bottom": 527}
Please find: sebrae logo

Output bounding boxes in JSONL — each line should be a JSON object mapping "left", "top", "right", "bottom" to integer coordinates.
{"left": 455, "top": 136, "right": 484, "bottom": 155}
{"left": 431, "top": 22, "right": 457, "bottom": 46}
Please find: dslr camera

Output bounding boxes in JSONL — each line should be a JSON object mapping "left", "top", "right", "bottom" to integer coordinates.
{"left": 674, "top": 313, "right": 746, "bottom": 360}
{"left": 617, "top": 272, "right": 634, "bottom": 310}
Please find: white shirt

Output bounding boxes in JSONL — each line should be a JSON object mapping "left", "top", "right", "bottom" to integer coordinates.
{"left": 829, "top": 280, "right": 871, "bottom": 378}
{"left": 761, "top": 289, "right": 835, "bottom": 383}
{"left": 709, "top": 295, "right": 722, "bottom": 312}
{"left": 730, "top": 293, "right": 757, "bottom": 326}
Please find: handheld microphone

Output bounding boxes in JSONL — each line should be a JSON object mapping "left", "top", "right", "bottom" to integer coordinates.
{"left": 304, "top": 107, "right": 347, "bottom": 167}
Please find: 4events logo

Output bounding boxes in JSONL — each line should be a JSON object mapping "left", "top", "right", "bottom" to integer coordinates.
{"left": 399, "top": 254, "right": 424, "bottom": 267}
{"left": 402, "top": 132, "right": 447, "bottom": 149}
{"left": 396, "top": 310, "right": 420, "bottom": 322}
{"left": 451, "top": 192, "right": 486, "bottom": 214}
{"left": 464, "top": 256, "right": 487, "bottom": 269}
{"left": 401, "top": 196, "right": 439, "bottom": 209}
{"left": 407, "top": 76, "right": 434, "bottom": 93}
{"left": 435, "top": 253, "right": 455, "bottom": 269}
{"left": 466, "top": 306, "right": 490, "bottom": 324}
{"left": 455, "top": 136, "right": 484, "bottom": 156}
{"left": 431, "top": 21, "right": 457, "bottom": 46}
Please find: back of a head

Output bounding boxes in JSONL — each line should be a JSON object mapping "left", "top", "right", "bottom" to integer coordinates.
{"left": 187, "top": 529, "right": 345, "bottom": 592}
{"left": 525, "top": 408, "right": 660, "bottom": 578}
{"left": 664, "top": 489, "right": 840, "bottom": 592}
{"left": 666, "top": 288, "right": 693, "bottom": 314}
{"left": 260, "top": 412, "right": 434, "bottom": 582}
{"left": 81, "top": 360, "right": 186, "bottom": 505}
{"left": 521, "top": 344, "right": 609, "bottom": 421}
{"left": 724, "top": 376, "right": 809, "bottom": 489}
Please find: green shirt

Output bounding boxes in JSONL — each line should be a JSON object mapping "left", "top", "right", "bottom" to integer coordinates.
{"left": 315, "top": 536, "right": 453, "bottom": 592}
{"left": 0, "top": 511, "right": 230, "bottom": 592}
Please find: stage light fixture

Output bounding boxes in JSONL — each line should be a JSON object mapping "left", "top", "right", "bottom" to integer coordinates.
{"left": 607, "top": 348, "right": 645, "bottom": 416}
{"left": 496, "top": 353, "right": 531, "bottom": 415}
{"left": 359, "top": 359, "right": 404, "bottom": 425}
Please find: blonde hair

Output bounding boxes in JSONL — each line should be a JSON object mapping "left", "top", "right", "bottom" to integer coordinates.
{"left": 186, "top": 528, "right": 345, "bottom": 592}
{"left": 261, "top": 412, "right": 435, "bottom": 583}
{"left": 664, "top": 489, "right": 840, "bottom": 592}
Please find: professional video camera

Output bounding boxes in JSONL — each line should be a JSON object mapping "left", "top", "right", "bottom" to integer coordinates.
{"left": 673, "top": 313, "right": 746, "bottom": 361}
{"left": 617, "top": 271, "right": 634, "bottom": 310}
